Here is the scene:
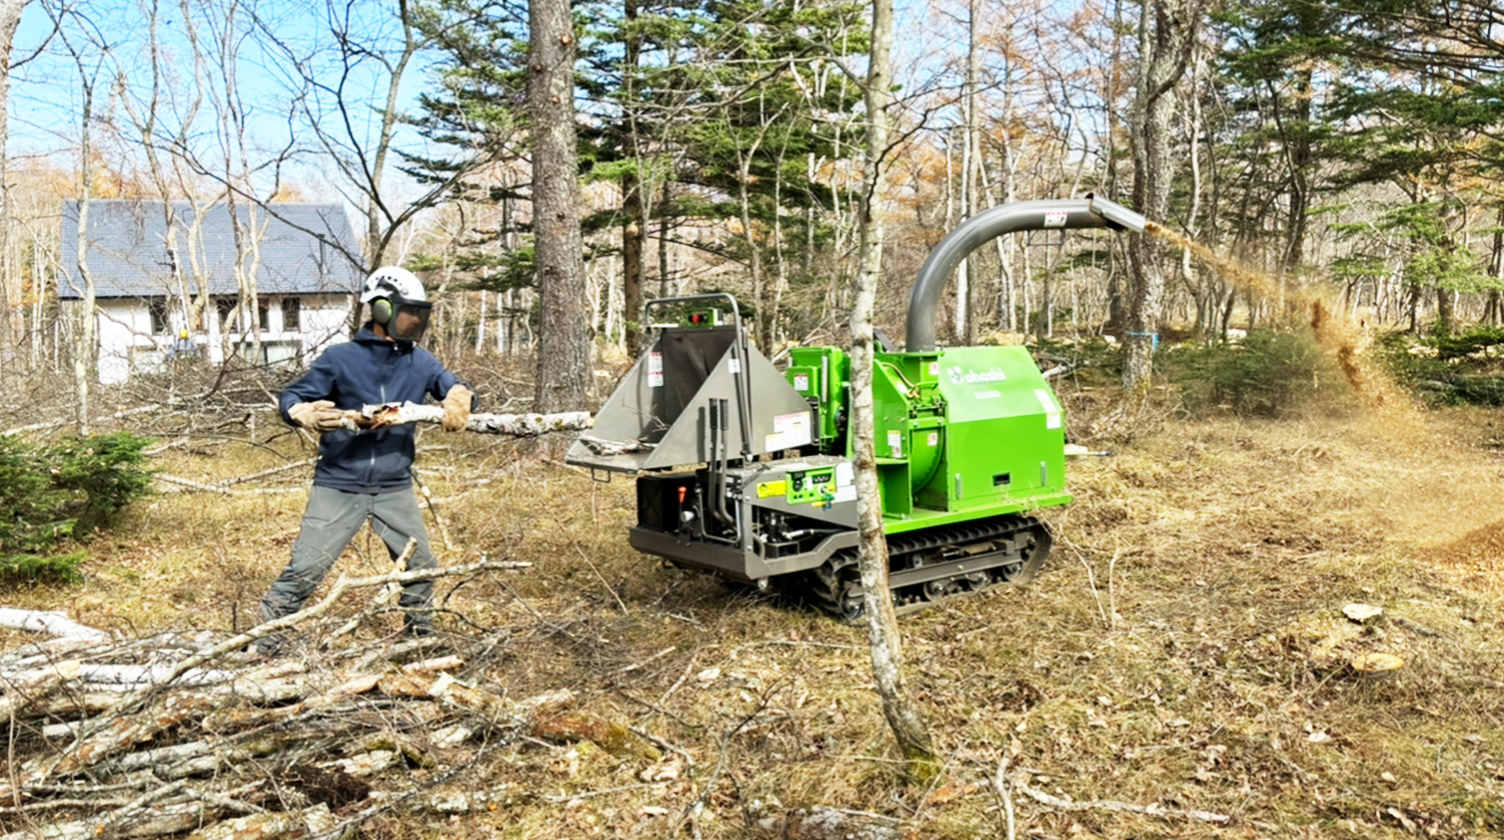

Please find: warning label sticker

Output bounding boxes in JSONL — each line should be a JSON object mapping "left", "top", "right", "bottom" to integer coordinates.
{"left": 793, "top": 373, "right": 810, "bottom": 392}
{"left": 647, "top": 352, "right": 663, "bottom": 387}
{"left": 764, "top": 411, "right": 812, "bottom": 452}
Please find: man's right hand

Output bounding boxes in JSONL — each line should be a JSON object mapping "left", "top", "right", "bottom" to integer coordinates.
{"left": 288, "top": 400, "right": 347, "bottom": 432}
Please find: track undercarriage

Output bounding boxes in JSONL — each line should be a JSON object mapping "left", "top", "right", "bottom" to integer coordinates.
{"left": 789, "top": 515, "right": 1053, "bottom": 622}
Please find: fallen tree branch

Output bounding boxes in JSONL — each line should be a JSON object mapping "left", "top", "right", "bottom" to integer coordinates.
{"left": 989, "top": 752, "right": 1016, "bottom": 840}
{"left": 410, "top": 470, "right": 455, "bottom": 552}
{"left": 124, "top": 558, "right": 528, "bottom": 701}
{"left": 15, "top": 560, "right": 529, "bottom": 792}
{"left": 0, "top": 620, "right": 565, "bottom": 840}
{"left": 75, "top": 663, "right": 237, "bottom": 687}
{"left": 0, "top": 800, "right": 215, "bottom": 840}
{"left": 1015, "top": 780, "right": 1229, "bottom": 824}
{"left": 0, "top": 781, "right": 212, "bottom": 840}
{"left": 0, "top": 661, "right": 82, "bottom": 720}
{"left": 184, "top": 803, "right": 333, "bottom": 840}
{"left": 217, "top": 459, "right": 316, "bottom": 487}
{"left": 0, "top": 609, "right": 110, "bottom": 642}
{"left": 2, "top": 407, "right": 157, "bottom": 439}
{"left": 575, "top": 435, "right": 651, "bottom": 456}
{"left": 154, "top": 475, "right": 299, "bottom": 496}
{"left": 532, "top": 711, "right": 662, "bottom": 760}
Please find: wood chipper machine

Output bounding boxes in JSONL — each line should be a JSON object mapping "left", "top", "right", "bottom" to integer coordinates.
{"left": 567, "top": 195, "right": 1147, "bottom": 619}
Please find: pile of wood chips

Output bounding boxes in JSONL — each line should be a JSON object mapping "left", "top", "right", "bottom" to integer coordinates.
{"left": 1428, "top": 518, "right": 1504, "bottom": 594}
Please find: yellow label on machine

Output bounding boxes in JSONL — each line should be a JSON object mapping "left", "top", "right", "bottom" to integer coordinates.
{"left": 756, "top": 480, "right": 787, "bottom": 498}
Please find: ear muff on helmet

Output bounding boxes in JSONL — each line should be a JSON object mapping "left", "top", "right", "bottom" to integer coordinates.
{"left": 372, "top": 298, "right": 394, "bottom": 325}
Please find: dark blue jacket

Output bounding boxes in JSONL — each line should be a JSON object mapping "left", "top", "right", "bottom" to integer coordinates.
{"left": 279, "top": 326, "right": 464, "bottom": 492}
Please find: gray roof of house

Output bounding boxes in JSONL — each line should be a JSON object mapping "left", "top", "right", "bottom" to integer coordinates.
{"left": 58, "top": 201, "right": 365, "bottom": 299}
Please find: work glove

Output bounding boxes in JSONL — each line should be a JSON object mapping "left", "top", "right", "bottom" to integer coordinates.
{"left": 288, "top": 400, "right": 346, "bottom": 433}
{"left": 441, "top": 385, "right": 473, "bottom": 432}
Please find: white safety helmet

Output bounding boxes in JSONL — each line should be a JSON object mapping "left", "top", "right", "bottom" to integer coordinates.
{"left": 361, "top": 266, "right": 432, "bottom": 342}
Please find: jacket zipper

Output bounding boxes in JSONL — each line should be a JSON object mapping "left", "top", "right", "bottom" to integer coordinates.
{"left": 367, "top": 343, "right": 394, "bottom": 486}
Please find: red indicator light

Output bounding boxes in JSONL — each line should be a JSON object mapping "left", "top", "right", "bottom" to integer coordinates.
{"left": 677, "top": 486, "right": 688, "bottom": 504}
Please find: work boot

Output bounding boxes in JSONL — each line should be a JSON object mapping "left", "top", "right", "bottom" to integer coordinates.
{"left": 403, "top": 607, "right": 434, "bottom": 639}
{"left": 251, "top": 634, "right": 285, "bottom": 659}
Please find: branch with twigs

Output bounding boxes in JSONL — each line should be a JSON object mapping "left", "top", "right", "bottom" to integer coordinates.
{"left": 340, "top": 402, "right": 592, "bottom": 436}
{"left": 1015, "top": 779, "right": 1229, "bottom": 825}
{"left": 0, "top": 554, "right": 682, "bottom": 840}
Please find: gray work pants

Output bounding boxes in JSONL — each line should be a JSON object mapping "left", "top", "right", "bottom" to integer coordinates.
{"left": 258, "top": 485, "right": 437, "bottom": 648}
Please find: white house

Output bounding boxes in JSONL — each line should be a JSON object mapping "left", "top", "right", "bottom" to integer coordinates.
{"left": 57, "top": 201, "right": 365, "bottom": 384}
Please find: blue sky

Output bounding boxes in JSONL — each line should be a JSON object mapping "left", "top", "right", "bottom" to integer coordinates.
{"left": 6, "top": 0, "right": 966, "bottom": 215}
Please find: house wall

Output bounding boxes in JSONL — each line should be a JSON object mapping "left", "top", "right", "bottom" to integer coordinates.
{"left": 96, "top": 300, "right": 166, "bottom": 385}
{"left": 88, "top": 293, "right": 355, "bottom": 384}
{"left": 300, "top": 295, "right": 354, "bottom": 364}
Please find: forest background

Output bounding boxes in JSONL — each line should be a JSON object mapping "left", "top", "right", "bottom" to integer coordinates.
{"left": 3, "top": 0, "right": 1504, "bottom": 838}
{"left": 2, "top": 0, "right": 1503, "bottom": 401}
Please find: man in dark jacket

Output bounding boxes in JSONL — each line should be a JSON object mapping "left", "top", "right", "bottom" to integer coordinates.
{"left": 256, "top": 266, "right": 473, "bottom": 655}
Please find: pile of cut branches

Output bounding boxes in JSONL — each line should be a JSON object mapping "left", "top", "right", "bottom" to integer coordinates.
{"left": 0, "top": 561, "right": 655, "bottom": 840}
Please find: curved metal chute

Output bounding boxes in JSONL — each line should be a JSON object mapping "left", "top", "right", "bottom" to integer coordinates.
{"left": 905, "top": 194, "right": 1147, "bottom": 353}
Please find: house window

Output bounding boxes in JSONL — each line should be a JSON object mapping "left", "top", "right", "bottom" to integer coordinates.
{"left": 282, "top": 298, "right": 301, "bottom": 332}
{"left": 216, "top": 297, "right": 237, "bottom": 333}
{"left": 148, "top": 299, "right": 168, "bottom": 334}
{"left": 258, "top": 301, "right": 270, "bottom": 333}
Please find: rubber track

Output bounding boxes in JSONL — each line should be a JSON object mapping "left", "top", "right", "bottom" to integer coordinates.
{"left": 792, "top": 515, "right": 1049, "bottom": 623}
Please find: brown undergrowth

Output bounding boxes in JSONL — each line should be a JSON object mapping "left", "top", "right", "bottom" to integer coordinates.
{"left": 3, "top": 395, "right": 1504, "bottom": 839}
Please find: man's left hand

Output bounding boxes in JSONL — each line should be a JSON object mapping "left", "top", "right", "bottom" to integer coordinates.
{"left": 442, "top": 385, "right": 473, "bottom": 432}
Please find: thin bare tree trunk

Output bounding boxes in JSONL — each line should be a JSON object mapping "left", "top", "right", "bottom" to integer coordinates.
{"left": 621, "top": 0, "right": 645, "bottom": 358}
{"left": 0, "top": 0, "right": 25, "bottom": 365}
{"left": 1488, "top": 205, "right": 1504, "bottom": 326}
{"left": 116, "top": 0, "right": 203, "bottom": 349}
{"left": 1180, "top": 48, "right": 1206, "bottom": 338}
{"left": 530, "top": 0, "right": 592, "bottom": 412}
{"left": 850, "top": 0, "right": 939, "bottom": 784}
{"left": 65, "top": 36, "right": 97, "bottom": 434}
{"left": 956, "top": 0, "right": 979, "bottom": 344}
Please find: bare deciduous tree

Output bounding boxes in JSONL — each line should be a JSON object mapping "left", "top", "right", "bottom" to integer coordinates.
{"left": 52, "top": 9, "right": 98, "bottom": 432}
{"left": 850, "top": 0, "right": 940, "bottom": 784}
{"left": 0, "top": 0, "right": 28, "bottom": 364}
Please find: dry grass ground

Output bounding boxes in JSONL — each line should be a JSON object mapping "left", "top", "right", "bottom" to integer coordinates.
{"left": 4, "top": 393, "right": 1504, "bottom": 839}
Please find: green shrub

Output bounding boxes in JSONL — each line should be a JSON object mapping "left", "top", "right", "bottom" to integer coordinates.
{"left": 1168, "top": 328, "right": 1339, "bottom": 417}
{"left": 1378, "top": 330, "right": 1504, "bottom": 407}
{"left": 1030, "top": 335, "right": 1124, "bottom": 386}
{"left": 0, "top": 551, "right": 87, "bottom": 584}
{"left": 0, "top": 432, "right": 154, "bottom": 585}
{"left": 1432, "top": 325, "right": 1504, "bottom": 361}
